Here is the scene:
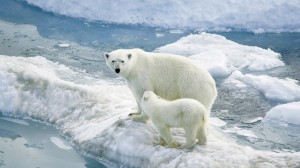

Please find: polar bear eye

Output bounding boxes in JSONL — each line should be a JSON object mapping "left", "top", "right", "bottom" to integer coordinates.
{"left": 112, "top": 60, "right": 115, "bottom": 63}
{"left": 121, "top": 60, "right": 124, "bottom": 63}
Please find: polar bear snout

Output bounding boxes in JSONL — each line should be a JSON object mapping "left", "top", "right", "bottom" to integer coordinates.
{"left": 115, "top": 68, "right": 120, "bottom": 73}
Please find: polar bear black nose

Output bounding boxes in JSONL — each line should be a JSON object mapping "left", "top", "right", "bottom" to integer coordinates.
{"left": 115, "top": 68, "right": 120, "bottom": 73}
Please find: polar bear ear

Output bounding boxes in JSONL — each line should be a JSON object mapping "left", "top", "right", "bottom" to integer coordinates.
{"left": 104, "top": 53, "right": 109, "bottom": 60}
{"left": 127, "top": 53, "right": 132, "bottom": 59}
{"left": 143, "top": 95, "right": 148, "bottom": 101}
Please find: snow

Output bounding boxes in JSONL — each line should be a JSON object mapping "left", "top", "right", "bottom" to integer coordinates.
{"left": 156, "top": 33, "right": 284, "bottom": 77}
{"left": 210, "top": 117, "right": 226, "bottom": 127}
{"left": 0, "top": 54, "right": 299, "bottom": 167}
{"left": 25, "top": 0, "right": 300, "bottom": 33}
{"left": 226, "top": 71, "right": 300, "bottom": 102}
{"left": 264, "top": 102, "right": 300, "bottom": 125}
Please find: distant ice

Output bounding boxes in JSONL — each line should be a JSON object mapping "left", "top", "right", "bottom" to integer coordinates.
{"left": 25, "top": 0, "right": 300, "bottom": 32}
{"left": 155, "top": 33, "right": 165, "bottom": 38}
{"left": 156, "top": 33, "right": 283, "bottom": 77}
{"left": 227, "top": 71, "right": 300, "bottom": 102}
{"left": 0, "top": 117, "right": 29, "bottom": 126}
{"left": 264, "top": 102, "right": 300, "bottom": 125}
{"left": 169, "top": 30, "right": 184, "bottom": 34}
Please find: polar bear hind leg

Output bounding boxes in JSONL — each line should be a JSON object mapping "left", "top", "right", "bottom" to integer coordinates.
{"left": 197, "top": 125, "right": 207, "bottom": 145}
{"left": 180, "top": 125, "right": 198, "bottom": 149}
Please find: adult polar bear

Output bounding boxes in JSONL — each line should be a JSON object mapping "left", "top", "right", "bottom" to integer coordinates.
{"left": 104, "top": 48, "right": 217, "bottom": 122}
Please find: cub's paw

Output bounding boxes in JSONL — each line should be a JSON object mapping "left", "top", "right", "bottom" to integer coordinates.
{"left": 166, "top": 142, "right": 178, "bottom": 148}
{"left": 132, "top": 116, "right": 148, "bottom": 123}
{"left": 129, "top": 114, "right": 149, "bottom": 123}
{"left": 153, "top": 137, "right": 167, "bottom": 146}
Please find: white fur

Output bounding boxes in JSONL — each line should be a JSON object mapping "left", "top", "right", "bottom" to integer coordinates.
{"left": 104, "top": 48, "right": 217, "bottom": 122}
{"left": 141, "top": 91, "right": 208, "bottom": 148}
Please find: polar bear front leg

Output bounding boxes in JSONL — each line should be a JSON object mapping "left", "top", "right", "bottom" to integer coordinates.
{"left": 129, "top": 92, "right": 149, "bottom": 123}
{"left": 128, "top": 99, "right": 142, "bottom": 116}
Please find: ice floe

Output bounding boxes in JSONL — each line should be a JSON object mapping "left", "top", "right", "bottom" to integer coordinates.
{"left": 156, "top": 33, "right": 284, "bottom": 77}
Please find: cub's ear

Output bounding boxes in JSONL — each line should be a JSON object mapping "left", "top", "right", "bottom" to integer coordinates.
{"left": 128, "top": 53, "right": 132, "bottom": 59}
{"left": 143, "top": 95, "right": 148, "bottom": 101}
{"left": 104, "top": 53, "right": 109, "bottom": 60}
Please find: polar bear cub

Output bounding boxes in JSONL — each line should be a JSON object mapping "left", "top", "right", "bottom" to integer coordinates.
{"left": 141, "top": 91, "right": 208, "bottom": 148}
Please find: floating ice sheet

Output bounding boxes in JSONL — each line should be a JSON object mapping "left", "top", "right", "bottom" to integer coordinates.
{"left": 156, "top": 33, "right": 284, "bottom": 77}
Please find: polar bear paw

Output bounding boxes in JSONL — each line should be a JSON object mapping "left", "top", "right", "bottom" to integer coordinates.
{"left": 129, "top": 113, "right": 149, "bottom": 123}
{"left": 128, "top": 111, "right": 140, "bottom": 116}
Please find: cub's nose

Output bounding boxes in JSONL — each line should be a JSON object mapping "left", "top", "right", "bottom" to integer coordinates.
{"left": 115, "top": 68, "right": 120, "bottom": 73}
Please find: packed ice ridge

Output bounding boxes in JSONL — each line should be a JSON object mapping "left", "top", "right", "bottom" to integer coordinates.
{"left": 26, "top": 0, "right": 300, "bottom": 33}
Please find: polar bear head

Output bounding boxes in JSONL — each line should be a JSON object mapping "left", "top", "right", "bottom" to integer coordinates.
{"left": 104, "top": 49, "right": 139, "bottom": 77}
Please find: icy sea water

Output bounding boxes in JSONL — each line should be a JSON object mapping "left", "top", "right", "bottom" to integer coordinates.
{"left": 0, "top": 0, "right": 300, "bottom": 167}
{"left": 0, "top": 117, "right": 107, "bottom": 168}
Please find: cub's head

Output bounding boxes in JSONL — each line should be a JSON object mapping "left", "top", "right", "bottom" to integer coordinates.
{"left": 142, "top": 91, "right": 160, "bottom": 102}
{"left": 104, "top": 49, "right": 136, "bottom": 77}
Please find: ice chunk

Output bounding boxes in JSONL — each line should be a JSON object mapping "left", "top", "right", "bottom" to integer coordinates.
{"left": 210, "top": 117, "right": 226, "bottom": 127}
{"left": 50, "top": 137, "right": 72, "bottom": 150}
{"left": 57, "top": 43, "right": 70, "bottom": 48}
{"left": 264, "top": 102, "right": 300, "bottom": 125}
{"left": 242, "top": 117, "right": 263, "bottom": 124}
{"left": 227, "top": 71, "right": 300, "bottom": 102}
